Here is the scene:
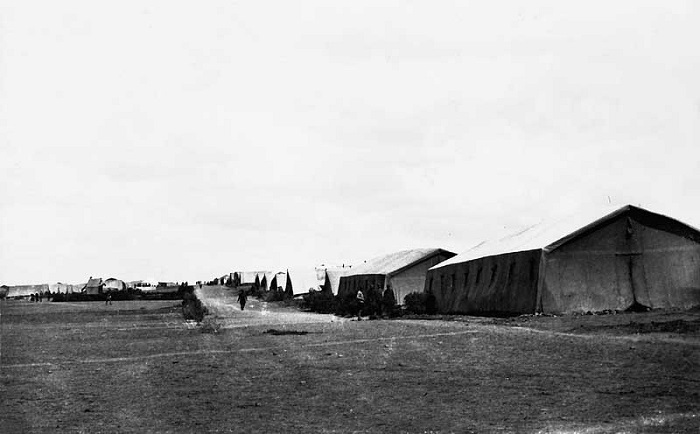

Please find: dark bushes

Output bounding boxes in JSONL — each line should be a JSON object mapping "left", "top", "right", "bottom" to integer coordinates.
{"left": 262, "top": 288, "right": 285, "bottom": 302}
{"left": 403, "top": 292, "right": 437, "bottom": 315}
{"left": 302, "top": 290, "right": 336, "bottom": 314}
{"left": 52, "top": 288, "right": 186, "bottom": 302}
{"left": 181, "top": 288, "right": 207, "bottom": 322}
{"left": 334, "top": 290, "right": 359, "bottom": 316}
{"left": 305, "top": 287, "right": 429, "bottom": 318}
{"left": 382, "top": 288, "right": 399, "bottom": 317}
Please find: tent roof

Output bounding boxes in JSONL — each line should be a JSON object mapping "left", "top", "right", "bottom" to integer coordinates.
{"left": 259, "top": 272, "right": 275, "bottom": 285}
{"left": 431, "top": 204, "right": 700, "bottom": 270}
{"left": 236, "top": 271, "right": 270, "bottom": 284}
{"left": 268, "top": 271, "right": 287, "bottom": 288}
{"left": 324, "top": 267, "right": 353, "bottom": 294}
{"left": 7, "top": 284, "right": 49, "bottom": 297}
{"left": 347, "top": 248, "right": 455, "bottom": 276}
{"left": 85, "top": 277, "right": 103, "bottom": 288}
{"left": 286, "top": 268, "right": 325, "bottom": 295}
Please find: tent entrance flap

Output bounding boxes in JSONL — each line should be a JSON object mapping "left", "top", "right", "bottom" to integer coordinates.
{"left": 616, "top": 252, "right": 651, "bottom": 310}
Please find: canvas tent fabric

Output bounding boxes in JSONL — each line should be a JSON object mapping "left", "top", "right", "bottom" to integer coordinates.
{"left": 6, "top": 284, "right": 49, "bottom": 299}
{"left": 268, "top": 272, "right": 288, "bottom": 292}
{"left": 285, "top": 268, "right": 325, "bottom": 296}
{"left": 337, "top": 248, "right": 456, "bottom": 304}
{"left": 321, "top": 267, "right": 353, "bottom": 295}
{"left": 232, "top": 271, "right": 271, "bottom": 287}
{"left": 49, "top": 283, "right": 81, "bottom": 294}
{"left": 83, "top": 278, "right": 104, "bottom": 295}
{"left": 104, "top": 278, "right": 127, "bottom": 292}
{"left": 427, "top": 205, "right": 700, "bottom": 315}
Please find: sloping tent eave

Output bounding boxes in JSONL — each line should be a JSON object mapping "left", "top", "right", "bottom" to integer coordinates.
{"left": 429, "top": 248, "right": 543, "bottom": 271}
{"left": 340, "top": 273, "right": 386, "bottom": 279}
{"left": 543, "top": 205, "right": 632, "bottom": 253}
{"left": 387, "top": 249, "right": 456, "bottom": 277}
{"left": 543, "top": 205, "right": 700, "bottom": 254}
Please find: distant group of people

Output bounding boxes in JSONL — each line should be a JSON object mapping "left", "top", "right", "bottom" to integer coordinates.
{"left": 29, "top": 292, "right": 47, "bottom": 302}
{"left": 355, "top": 283, "right": 397, "bottom": 321}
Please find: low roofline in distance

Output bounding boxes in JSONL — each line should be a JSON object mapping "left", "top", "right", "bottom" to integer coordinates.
{"left": 340, "top": 273, "right": 386, "bottom": 278}
{"left": 388, "top": 248, "right": 457, "bottom": 277}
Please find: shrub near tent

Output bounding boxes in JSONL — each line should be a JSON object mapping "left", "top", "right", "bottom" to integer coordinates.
{"left": 302, "top": 290, "right": 336, "bottom": 313}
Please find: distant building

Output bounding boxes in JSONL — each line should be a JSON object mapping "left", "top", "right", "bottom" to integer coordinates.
{"left": 83, "top": 278, "right": 104, "bottom": 295}
{"left": 231, "top": 271, "right": 271, "bottom": 287}
{"left": 104, "top": 278, "right": 127, "bottom": 292}
{"left": 49, "top": 283, "right": 81, "bottom": 294}
{"left": 338, "top": 248, "right": 456, "bottom": 305}
{"left": 6, "top": 284, "right": 50, "bottom": 299}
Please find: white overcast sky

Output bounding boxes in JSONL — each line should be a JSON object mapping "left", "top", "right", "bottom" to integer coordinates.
{"left": 1, "top": 1, "right": 699, "bottom": 285}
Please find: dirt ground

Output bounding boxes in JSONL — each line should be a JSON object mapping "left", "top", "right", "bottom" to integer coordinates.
{"left": 1, "top": 287, "right": 698, "bottom": 433}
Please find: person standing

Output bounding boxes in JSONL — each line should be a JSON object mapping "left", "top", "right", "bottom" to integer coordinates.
{"left": 237, "top": 289, "right": 248, "bottom": 311}
{"left": 356, "top": 289, "right": 365, "bottom": 321}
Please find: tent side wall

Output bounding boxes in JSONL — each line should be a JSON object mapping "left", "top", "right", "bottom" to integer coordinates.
{"left": 338, "top": 274, "right": 386, "bottom": 299}
{"left": 542, "top": 212, "right": 700, "bottom": 313}
{"left": 427, "top": 250, "right": 541, "bottom": 314}
{"left": 542, "top": 216, "right": 634, "bottom": 313}
{"left": 635, "top": 217, "right": 700, "bottom": 309}
{"left": 390, "top": 253, "right": 455, "bottom": 305}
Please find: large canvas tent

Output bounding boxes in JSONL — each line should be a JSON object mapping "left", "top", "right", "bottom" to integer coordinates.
{"left": 338, "top": 248, "right": 456, "bottom": 304}
{"left": 427, "top": 205, "right": 700, "bottom": 315}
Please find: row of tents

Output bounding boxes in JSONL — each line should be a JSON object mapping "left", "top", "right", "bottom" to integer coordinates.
{"left": 232, "top": 205, "right": 700, "bottom": 315}
{"left": 3, "top": 204, "right": 699, "bottom": 315}
{"left": 1, "top": 278, "right": 180, "bottom": 299}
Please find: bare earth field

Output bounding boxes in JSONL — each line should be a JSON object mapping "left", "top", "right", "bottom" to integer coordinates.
{"left": 1, "top": 287, "right": 699, "bottom": 433}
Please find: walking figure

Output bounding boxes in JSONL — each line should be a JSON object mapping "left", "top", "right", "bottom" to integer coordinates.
{"left": 237, "top": 289, "right": 247, "bottom": 311}
{"left": 106, "top": 293, "right": 112, "bottom": 305}
{"left": 356, "top": 289, "right": 365, "bottom": 321}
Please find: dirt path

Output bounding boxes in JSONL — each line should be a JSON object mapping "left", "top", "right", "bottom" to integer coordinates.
{"left": 195, "top": 286, "right": 348, "bottom": 328}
